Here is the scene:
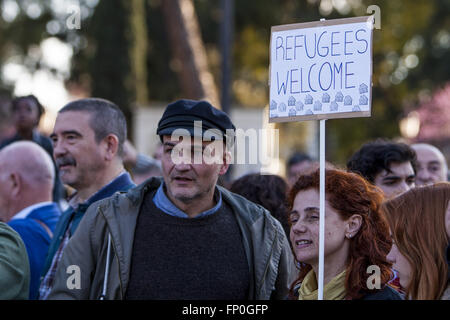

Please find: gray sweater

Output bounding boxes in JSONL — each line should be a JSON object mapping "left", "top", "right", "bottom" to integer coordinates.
{"left": 125, "top": 191, "right": 250, "bottom": 299}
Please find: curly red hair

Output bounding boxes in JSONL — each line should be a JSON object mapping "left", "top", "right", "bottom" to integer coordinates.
{"left": 288, "top": 168, "right": 393, "bottom": 299}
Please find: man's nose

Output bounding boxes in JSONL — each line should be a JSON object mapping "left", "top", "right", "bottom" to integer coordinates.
{"left": 395, "top": 181, "right": 412, "bottom": 197}
{"left": 417, "top": 169, "right": 431, "bottom": 185}
{"left": 174, "top": 162, "right": 191, "bottom": 171}
{"left": 53, "top": 141, "right": 67, "bottom": 159}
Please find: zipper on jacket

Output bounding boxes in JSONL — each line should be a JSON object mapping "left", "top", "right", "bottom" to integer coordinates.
{"left": 99, "top": 206, "right": 124, "bottom": 299}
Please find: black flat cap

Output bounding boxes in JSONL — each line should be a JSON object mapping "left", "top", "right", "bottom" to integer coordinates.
{"left": 157, "top": 99, "right": 235, "bottom": 142}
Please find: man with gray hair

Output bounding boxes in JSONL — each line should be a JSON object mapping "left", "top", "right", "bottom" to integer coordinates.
{"left": 0, "top": 141, "right": 61, "bottom": 299}
{"left": 411, "top": 143, "right": 448, "bottom": 186}
{"left": 38, "top": 98, "right": 135, "bottom": 299}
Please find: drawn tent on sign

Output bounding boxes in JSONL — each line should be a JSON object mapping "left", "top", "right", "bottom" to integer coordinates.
{"left": 359, "top": 95, "right": 368, "bottom": 105}
{"left": 305, "top": 94, "right": 313, "bottom": 105}
{"left": 288, "top": 96, "right": 296, "bottom": 106}
{"left": 330, "top": 101, "right": 338, "bottom": 111}
{"left": 289, "top": 108, "right": 297, "bottom": 117}
{"left": 270, "top": 100, "right": 277, "bottom": 110}
{"left": 344, "top": 96, "right": 352, "bottom": 106}
{"left": 359, "top": 83, "right": 368, "bottom": 94}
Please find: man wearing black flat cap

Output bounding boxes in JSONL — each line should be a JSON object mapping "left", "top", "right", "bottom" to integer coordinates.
{"left": 47, "top": 99, "right": 295, "bottom": 300}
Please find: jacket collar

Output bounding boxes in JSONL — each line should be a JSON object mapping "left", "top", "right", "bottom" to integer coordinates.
{"left": 124, "top": 177, "right": 269, "bottom": 227}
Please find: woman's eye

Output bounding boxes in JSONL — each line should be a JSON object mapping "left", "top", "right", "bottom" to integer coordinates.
{"left": 429, "top": 166, "right": 439, "bottom": 172}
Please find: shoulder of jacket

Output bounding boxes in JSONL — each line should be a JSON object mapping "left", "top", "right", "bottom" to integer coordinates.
{"left": 0, "top": 222, "right": 21, "bottom": 240}
{"left": 0, "top": 222, "right": 28, "bottom": 257}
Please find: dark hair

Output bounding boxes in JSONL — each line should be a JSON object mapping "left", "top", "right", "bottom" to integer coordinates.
{"left": 230, "top": 173, "right": 290, "bottom": 237}
{"left": 12, "top": 95, "right": 45, "bottom": 121}
{"left": 347, "top": 139, "right": 417, "bottom": 183}
{"left": 59, "top": 98, "right": 127, "bottom": 156}
{"left": 287, "top": 152, "right": 312, "bottom": 170}
{"left": 288, "top": 169, "right": 393, "bottom": 300}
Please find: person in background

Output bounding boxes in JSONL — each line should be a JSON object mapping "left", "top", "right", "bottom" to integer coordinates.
{"left": 0, "top": 95, "right": 64, "bottom": 204}
{"left": 347, "top": 139, "right": 417, "bottom": 199}
{"left": 411, "top": 143, "right": 448, "bottom": 186}
{"left": 153, "top": 141, "right": 163, "bottom": 161}
{"left": 122, "top": 140, "right": 162, "bottom": 185}
{"left": 230, "top": 173, "right": 290, "bottom": 237}
{"left": 0, "top": 222, "right": 30, "bottom": 299}
{"left": 46, "top": 99, "right": 295, "bottom": 300}
{"left": 286, "top": 152, "right": 314, "bottom": 187}
{"left": 38, "top": 98, "right": 135, "bottom": 299}
{"left": 383, "top": 183, "right": 450, "bottom": 300}
{"left": 0, "top": 141, "right": 61, "bottom": 299}
{"left": 288, "top": 168, "right": 401, "bottom": 300}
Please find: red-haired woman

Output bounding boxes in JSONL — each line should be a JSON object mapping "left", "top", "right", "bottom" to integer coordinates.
{"left": 288, "top": 168, "right": 401, "bottom": 300}
{"left": 383, "top": 183, "right": 450, "bottom": 300}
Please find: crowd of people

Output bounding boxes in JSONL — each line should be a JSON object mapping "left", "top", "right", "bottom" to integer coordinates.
{"left": 0, "top": 94, "right": 448, "bottom": 300}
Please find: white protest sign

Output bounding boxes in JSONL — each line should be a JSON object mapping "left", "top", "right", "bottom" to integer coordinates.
{"left": 269, "top": 16, "right": 373, "bottom": 122}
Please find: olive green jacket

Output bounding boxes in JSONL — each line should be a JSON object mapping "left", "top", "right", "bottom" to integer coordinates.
{"left": 0, "top": 222, "right": 30, "bottom": 300}
{"left": 47, "top": 177, "right": 296, "bottom": 300}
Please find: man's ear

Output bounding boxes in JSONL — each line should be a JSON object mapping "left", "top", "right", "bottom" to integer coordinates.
{"left": 346, "top": 214, "right": 363, "bottom": 237}
{"left": 9, "top": 172, "right": 21, "bottom": 198}
{"left": 219, "top": 149, "right": 231, "bottom": 175}
{"left": 103, "top": 134, "right": 120, "bottom": 161}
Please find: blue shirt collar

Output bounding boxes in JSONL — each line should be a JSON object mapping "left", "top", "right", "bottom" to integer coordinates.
{"left": 153, "top": 182, "right": 222, "bottom": 218}
{"left": 69, "top": 171, "right": 135, "bottom": 210}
